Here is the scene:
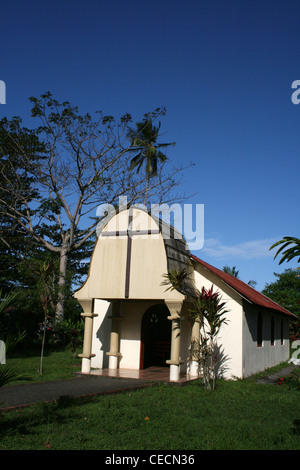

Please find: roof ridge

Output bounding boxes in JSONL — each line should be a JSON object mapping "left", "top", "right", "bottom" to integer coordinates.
{"left": 191, "top": 254, "right": 295, "bottom": 317}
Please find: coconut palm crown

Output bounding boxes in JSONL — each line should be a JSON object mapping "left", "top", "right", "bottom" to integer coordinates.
{"left": 127, "top": 118, "right": 175, "bottom": 178}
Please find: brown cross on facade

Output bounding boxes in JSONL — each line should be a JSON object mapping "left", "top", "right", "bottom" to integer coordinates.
{"left": 101, "top": 208, "right": 160, "bottom": 298}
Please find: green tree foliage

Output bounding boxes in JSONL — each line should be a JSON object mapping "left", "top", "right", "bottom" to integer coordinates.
{"left": 262, "top": 269, "right": 300, "bottom": 340}
{"left": 0, "top": 116, "right": 44, "bottom": 293}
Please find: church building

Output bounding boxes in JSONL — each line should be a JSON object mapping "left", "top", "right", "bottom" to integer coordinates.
{"left": 74, "top": 206, "right": 294, "bottom": 382}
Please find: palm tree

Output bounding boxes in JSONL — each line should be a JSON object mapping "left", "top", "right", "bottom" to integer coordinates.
{"left": 127, "top": 118, "right": 175, "bottom": 204}
{"left": 270, "top": 236, "right": 300, "bottom": 267}
{"left": 223, "top": 265, "right": 240, "bottom": 278}
{"left": 222, "top": 265, "right": 257, "bottom": 288}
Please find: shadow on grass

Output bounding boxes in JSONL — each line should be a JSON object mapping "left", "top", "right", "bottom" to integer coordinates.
{"left": 292, "top": 419, "right": 300, "bottom": 435}
{"left": 0, "top": 394, "right": 93, "bottom": 439}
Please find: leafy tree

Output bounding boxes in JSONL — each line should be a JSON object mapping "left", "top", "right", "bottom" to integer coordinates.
{"left": 0, "top": 94, "right": 185, "bottom": 321}
{"left": 262, "top": 269, "right": 300, "bottom": 340}
{"left": 262, "top": 269, "right": 300, "bottom": 315}
{"left": 127, "top": 113, "right": 175, "bottom": 204}
{"left": 270, "top": 236, "right": 300, "bottom": 268}
{"left": 0, "top": 116, "right": 44, "bottom": 293}
{"left": 0, "top": 226, "right": 90, "bottom": 345}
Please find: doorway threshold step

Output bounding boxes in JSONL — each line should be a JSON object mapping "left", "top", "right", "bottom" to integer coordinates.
{"left": 89, "top": 366, "right": 198, "bottom": 384}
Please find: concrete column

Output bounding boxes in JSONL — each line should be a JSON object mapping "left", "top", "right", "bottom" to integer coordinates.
{"left": 165, "top": 300, "right": 183, "bottom": 382}
{"left": 189, "top": 318, "right": 200, "bottom": 377}
{"left": 78, "top": 299, "right": 98, "bottom": 373}
{"left": 106, "top": 301, "right": 122, "bottom": 369}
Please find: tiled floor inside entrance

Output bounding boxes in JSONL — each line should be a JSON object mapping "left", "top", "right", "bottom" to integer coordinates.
{"left": 88, "top": 366, "right": 198, "bottom": 384}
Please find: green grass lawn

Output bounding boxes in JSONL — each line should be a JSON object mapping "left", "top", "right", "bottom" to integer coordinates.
{"left": 0, "top": 349, "right": 300, "bottom": 450}
{"left": 4, "top": 346, "right": 82, "bottom": 384}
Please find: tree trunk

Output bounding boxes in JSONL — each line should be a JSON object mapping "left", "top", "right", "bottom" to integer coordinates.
{"left": 144, "top": 177, "right": 150, "bottom": 206}
{"left": 56, "top": 244, "right": 68, "bottom": 323}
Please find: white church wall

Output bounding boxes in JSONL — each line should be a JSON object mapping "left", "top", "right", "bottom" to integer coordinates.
{"left": 119, "top": 301, "right": 157, "bottom": 370}
{"left": 91, "top": 299, "right": 112, "bottom": 369}
{"left": 193, "top": 266, "right": 244, "bottom": 379}
{"left": 242, "top": 302, "right": 290, "bottom": 377}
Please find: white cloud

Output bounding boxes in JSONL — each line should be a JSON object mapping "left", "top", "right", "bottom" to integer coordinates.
{"left": 201, "top": 237, "right": 278, "bottom": 260}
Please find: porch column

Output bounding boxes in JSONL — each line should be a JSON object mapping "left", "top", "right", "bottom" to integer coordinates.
{"left": 106, "top": 301, "right": 122, "bottom": 369}
{"left": 78, "top": 299, "right": 98, "bottom": 373}
{"left": 189, "top": 318, "right": 200, "bottom": 376}
{"left": 165, "top": 300, "right": 183, "bottom": 382}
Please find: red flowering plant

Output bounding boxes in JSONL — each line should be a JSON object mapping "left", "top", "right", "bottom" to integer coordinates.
{"left": 189, "top": 286, "right": 228, "bottom": 390}
{"left": 162, "top": 270, "right": 228, "bottom": 390}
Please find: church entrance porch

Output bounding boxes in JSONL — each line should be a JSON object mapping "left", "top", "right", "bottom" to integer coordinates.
{"left": 77, "top": 297, "right": 195, "bottom": 382}
{"left": 103, "top": 299, "right": 185, "bottom": 382}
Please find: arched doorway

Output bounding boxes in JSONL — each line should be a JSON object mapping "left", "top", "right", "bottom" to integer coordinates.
{"left": 140, "top": 304, "right": 171, "bottom": 369}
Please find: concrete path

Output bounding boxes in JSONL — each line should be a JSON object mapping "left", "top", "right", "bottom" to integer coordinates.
{"left": 0, "top": 375, "right": 150, "bottom": 410}
{"left": 1, "top": 364, "right": 299, "bottom": 410}
{"left": 256, "top": 364, "right": 299, "bottom": 384}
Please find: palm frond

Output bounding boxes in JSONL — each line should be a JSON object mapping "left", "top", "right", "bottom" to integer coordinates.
{"left": 0, "top": 366, "right": 22, "bottom": 387}
{"left": 161, "top": 269, "right": 189, "bottom": 294}
{"left": 270, "top": 236, "right": 300, "bottom": 265}
{"left": 0, "top": 289, "right": 20, "bottom": 315}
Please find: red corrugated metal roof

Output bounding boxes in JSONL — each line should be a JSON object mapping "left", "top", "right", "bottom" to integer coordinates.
{"left": 191, "top": 254, "right": 295, "bottom": 318}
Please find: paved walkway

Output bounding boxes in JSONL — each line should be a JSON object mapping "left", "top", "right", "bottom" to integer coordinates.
{"left": 1, "top": 364, "right": 299, "bottom": 410}
{"left": 0, "top": 375, "right": 151, "bottom": 410}
{"left": 256, "top": 364, "right": 299, "bottom": 384}
{"left": 0, "top": 366, "right": 195, "bottom": 410}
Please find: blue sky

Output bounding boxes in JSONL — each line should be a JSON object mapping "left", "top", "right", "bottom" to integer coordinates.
{"left": 1, "top": 0, "right": 299, "bottom": 291}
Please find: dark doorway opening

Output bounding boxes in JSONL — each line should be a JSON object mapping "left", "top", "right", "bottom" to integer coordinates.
{"left": 140, "top": 304, "right": 171, "bottom": 369}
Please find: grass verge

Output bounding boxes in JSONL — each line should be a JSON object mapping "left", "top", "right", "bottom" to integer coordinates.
{"left": 4, "top": 347, "right": 82, "bottom": 384}
{"left": 0, "top": 350, "right": 299, "bottom": 450}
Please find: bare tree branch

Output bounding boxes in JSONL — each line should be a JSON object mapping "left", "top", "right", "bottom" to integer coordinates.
{"left": 0, "top": 94, "right": 193, "bottom": 320}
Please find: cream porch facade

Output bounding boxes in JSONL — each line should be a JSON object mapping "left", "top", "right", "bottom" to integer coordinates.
{"left": 74, "top": 206, "right": 294, "bottom": 382}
